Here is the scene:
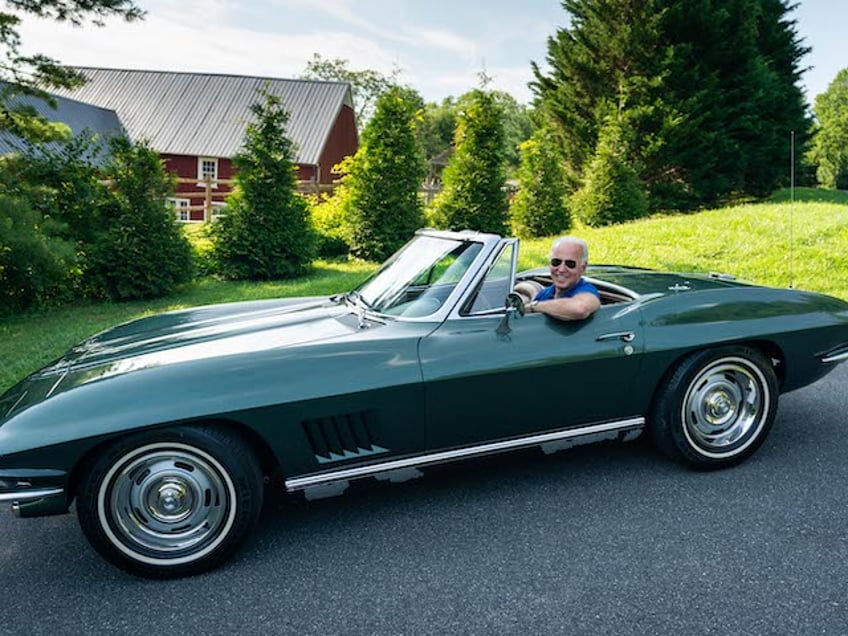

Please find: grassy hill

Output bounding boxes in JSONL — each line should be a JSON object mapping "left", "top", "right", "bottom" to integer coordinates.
{"left": 1, "top": 187, "right": 846, "bottom": 394}
{"left": 519, "top": 187, "right": 848, "bottom": 299}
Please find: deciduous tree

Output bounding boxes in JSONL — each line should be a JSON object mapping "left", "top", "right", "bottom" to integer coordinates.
{"left": 0, "top": 0, "right": 143, "bottom": 143}
{"left": 416, "top": 93, "right": 533, "bottom": 174}
{"left": 808, "top": 68, "right": 848, "bottom": 189}
{"left": 416, "top": 97, "right": 457, "bottom": 165}
{"left": 301, "top": 53, "right": 400, "bottom": 125}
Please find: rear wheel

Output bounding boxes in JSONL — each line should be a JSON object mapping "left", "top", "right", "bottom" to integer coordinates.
{"left": 77, "top": 426, "right": 263, "bottom": 578}
{"left": 650, "top": 347, "right": 779, "bottom": 468}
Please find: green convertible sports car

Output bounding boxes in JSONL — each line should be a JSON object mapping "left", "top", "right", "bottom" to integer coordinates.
{"left": 2, "top": 229, "right": 847, "bottom": 577}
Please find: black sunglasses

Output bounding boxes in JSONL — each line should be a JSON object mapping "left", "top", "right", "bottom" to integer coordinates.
{"left": 550, "top": 258, "right": 579, "bottom": 269}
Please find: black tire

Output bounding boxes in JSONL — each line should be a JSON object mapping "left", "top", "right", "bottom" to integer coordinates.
{"left": 77, "top": 425, "right": 263, "bottom": 578}
{"left": 650, "top": 346, "right": 779, "bottom": 468}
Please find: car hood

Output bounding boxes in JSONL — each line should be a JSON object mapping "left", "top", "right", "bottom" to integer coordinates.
{"left": 54, "top": 296, "right": 349, "bottom": 372}
{"left": 2, "top": 296, "right": 359, "bottom": 411}
{"left": 0, "top": 295, "right": 427, "bottom": 446}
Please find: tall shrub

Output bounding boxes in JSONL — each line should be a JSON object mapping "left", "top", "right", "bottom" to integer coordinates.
{"left": 340, "top": 85, "right": 426, "bottom": 261}
{"left": 510, "top": 126, "right": 571, "bottom": 238}
{"left": 211, "top": 89, "right": 315, "bottom": 279}
{"left": 429, "top": 88, "right": 508, "bottom": 235}
{"left": 0, "top": 193, "right": 75, "bottom": 315}
{"left": 311, "top": 193, "right": 351, "bottom": 258}
{"left": 571, "top": 117, "right": 648, "bottom": 227}
{"left": 1, "top": 134, "right": 110, "bottom": 306}
{"left": 86, "top": 136, "right": 194, "bottom": 299}
{"left": 5, "top": 134, "right": 111, "bottom": 247}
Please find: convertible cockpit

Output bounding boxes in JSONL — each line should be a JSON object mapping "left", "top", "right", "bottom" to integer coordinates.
{"left": 513, "top": 274, "right": 638, "bottom": 306}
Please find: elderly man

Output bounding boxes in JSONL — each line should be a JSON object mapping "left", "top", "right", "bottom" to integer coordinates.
{"left": 526, "top": 236, "right": 600, "bottom": 320}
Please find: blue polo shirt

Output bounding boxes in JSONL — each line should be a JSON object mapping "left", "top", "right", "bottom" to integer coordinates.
{"left": 534, "top": 278, "right": 600, "bottom": 301}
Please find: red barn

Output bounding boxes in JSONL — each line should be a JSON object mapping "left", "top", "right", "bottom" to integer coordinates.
{"left": 52, "top": 67, "right": 358, "bottom": 222}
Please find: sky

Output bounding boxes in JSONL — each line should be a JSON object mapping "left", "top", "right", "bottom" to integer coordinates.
{"left": 16, "top": 0, "right": 847, "bottom": 108}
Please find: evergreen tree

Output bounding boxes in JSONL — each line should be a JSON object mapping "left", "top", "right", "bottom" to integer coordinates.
{"left": 211, "top": 89, "right": 316, "bottom": 280}
{"left": 747, "top": 0, "right": 811, "bottom": 193}
{"left": 429, "top": 88, "right": 509, "bottom": 235}
{"left": 339, "top": 85, "right": 427, "bottom": 262}
{"left": 510, "top": 126, "right": 571, "bottom": 238}
{"left": 531, "top": 0, "right": 665, "bottom": 188}
{"left": 571, "top": 116, "right": 648, "bottom": 227}
{"left": 808, "top": 68, "right": 848, "bottom": 189}
{"left": 657, "top": 0, "right": 810, "bottom": 201}
{"left": 533, "top": 0, "right": 810, "bottom": 210}
{"left": 417, "top": 92, "right": 532, "bottom": 175}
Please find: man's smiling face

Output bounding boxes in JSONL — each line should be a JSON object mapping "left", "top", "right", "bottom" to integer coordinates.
{"left": 549, "top": 241, "right": 587, "bottom": 295}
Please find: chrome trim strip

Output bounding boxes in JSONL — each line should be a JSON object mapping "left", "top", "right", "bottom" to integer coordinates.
{"left": 0, "top": 487, "right": 64, "bottom": 504}
{"left": 822, "top": 350, "right": 848, "bottom": 363}
{"left": 583, "top": 277, "right": 640, "bottom": 301}
{"left": 4, "top": 390, "right": 27, "bottom": 418}
{"left": 378, "top": 231, "right": 504, "bottom": 324}
{"left": 285, "top": 417, "right": 645, "bottom": 492}
{"left": 596, "top": 331, "right": 636, "bottom": 343}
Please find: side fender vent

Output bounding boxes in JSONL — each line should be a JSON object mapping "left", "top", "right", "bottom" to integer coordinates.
{"left": 302, "top": 411, "right": 388, "bottom": 464}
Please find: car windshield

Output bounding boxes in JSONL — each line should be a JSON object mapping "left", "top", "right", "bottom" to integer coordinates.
{"left": 353, "top": 235, "right": 483, "bottom": 318}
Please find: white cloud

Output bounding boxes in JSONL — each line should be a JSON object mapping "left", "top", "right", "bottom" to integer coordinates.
{"left": 416, "top": 29, "right": 476, "bottom": 58}
{"left": 13, "top": 1, "right": 566, "bottom": 105}
{"left": 18, "top": 11, "right": 399, "bottom": 80}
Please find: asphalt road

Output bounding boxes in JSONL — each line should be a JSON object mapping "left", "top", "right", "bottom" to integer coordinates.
{"left": 1, "top": 364, "right": 846, "bottom": 636}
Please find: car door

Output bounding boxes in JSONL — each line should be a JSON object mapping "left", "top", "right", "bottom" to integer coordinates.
{"left": 419, "top": 247, "right": 645, "bottom": 450}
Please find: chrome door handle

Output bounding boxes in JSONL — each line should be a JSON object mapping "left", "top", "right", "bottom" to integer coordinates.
{"left": 596, "top": 331, "right": 635, "bottom": 343}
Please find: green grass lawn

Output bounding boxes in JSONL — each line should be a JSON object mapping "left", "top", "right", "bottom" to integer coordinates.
{"left": 2, "top": 187, "right": 847, "bottom": 394}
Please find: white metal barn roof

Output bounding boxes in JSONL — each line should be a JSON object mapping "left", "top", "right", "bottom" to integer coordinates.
{"left": 51, "top": 67, "right": 355, "bottom": 165}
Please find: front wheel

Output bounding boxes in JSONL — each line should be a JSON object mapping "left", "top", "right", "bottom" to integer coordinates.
{"left": 650, "top": 347, "right": 779, "bottom": 468}
{"left": 77, "top": 426, "right": 263, "bottom": 578}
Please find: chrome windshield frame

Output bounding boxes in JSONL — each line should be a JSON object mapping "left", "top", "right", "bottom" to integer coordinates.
{"left": 351, "top": 229, "right": 506, "bottom": 324}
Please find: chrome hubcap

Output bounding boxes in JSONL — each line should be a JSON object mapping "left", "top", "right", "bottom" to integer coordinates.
{"left": 149, "top": 479, "right": 193, "bottom": 522}
{"left": 704, "top": 388, "right": 737, "bottom": 425}
{"left": 101, "top": 444, "right": 235, "bottom": 560}
{"left": 682, "top": 358, "right": 769, "bottom": 456}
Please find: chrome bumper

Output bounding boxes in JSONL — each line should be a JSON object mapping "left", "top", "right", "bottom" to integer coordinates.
{"left": 0, "top": 487, "right": 64, "bottom": 504}
{"left": 0, "top": 474, "right": 70, "bottom": 517}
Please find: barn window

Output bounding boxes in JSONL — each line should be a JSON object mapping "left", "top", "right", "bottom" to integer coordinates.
{"left": 211, "top": 201, "right": 227, "bottom": 221}
{"left": 167, "top": 197, "right": 191, "bottom": 222}
{"left": 198, "top": 157, "right": 219, "bottom": 187}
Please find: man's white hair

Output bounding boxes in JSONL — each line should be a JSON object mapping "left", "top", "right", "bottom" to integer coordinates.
{"left": 550, "top": 236, "right": 589, "bottom": 265}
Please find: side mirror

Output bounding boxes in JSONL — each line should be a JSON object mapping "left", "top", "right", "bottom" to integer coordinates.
{"left": 505, "top": 291, "right": 526, "bottom": 317}
{"left": 497, "top": 292, "right": 526, "bottom": 337}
